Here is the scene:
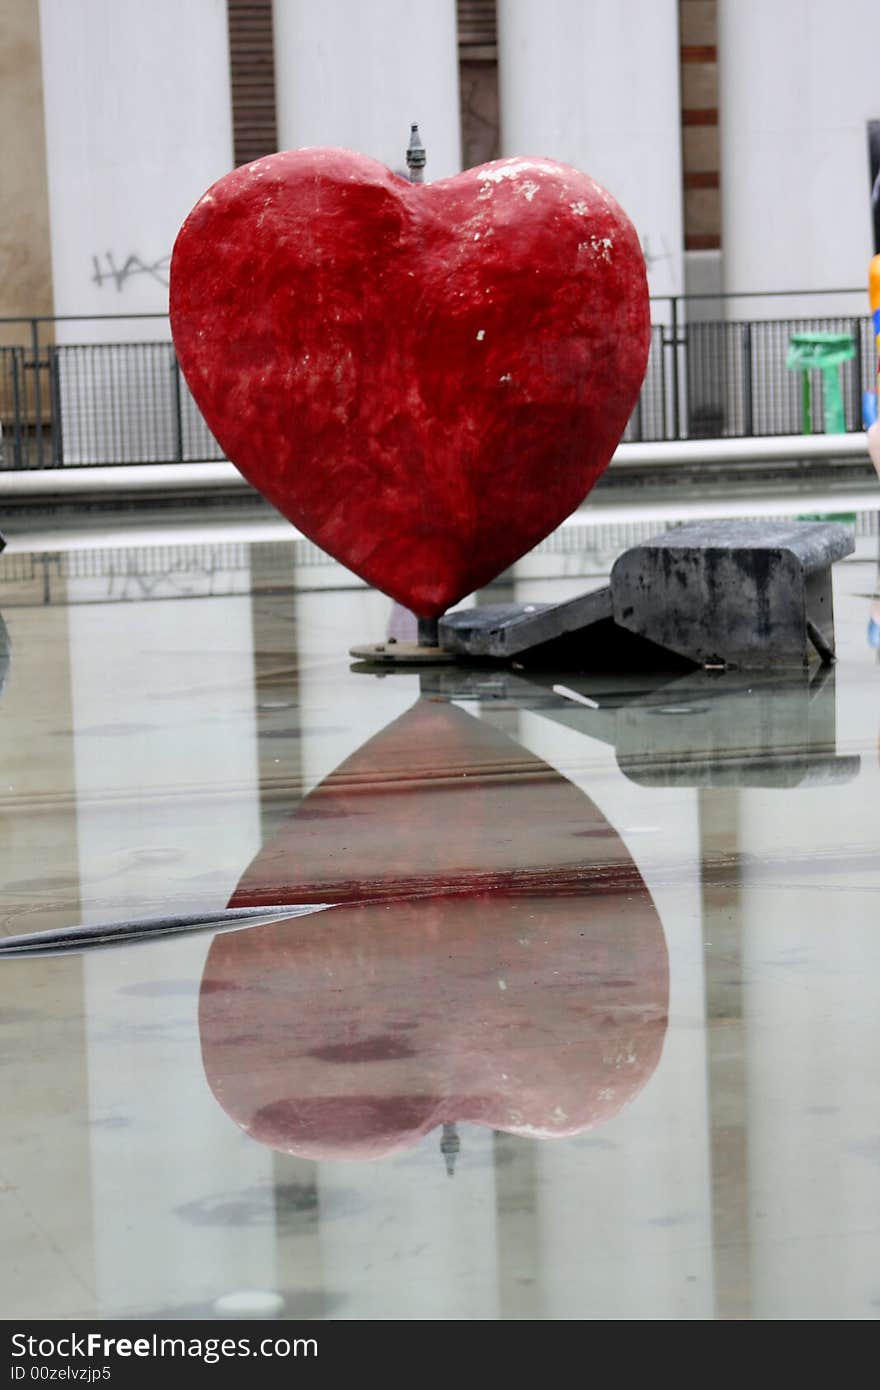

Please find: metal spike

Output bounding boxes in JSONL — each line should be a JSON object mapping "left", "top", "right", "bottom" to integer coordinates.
{"left": 440, "top": 1121, "right": 460, "bottom": 1177}
{"left": 0, "top": 903, "right": 332, "bottom": 958}
{"left": 406, "top": 122, "right": 426, "bottom": 183}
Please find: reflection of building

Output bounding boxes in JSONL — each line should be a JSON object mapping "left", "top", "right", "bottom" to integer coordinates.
{"left": 3, "top": 529, "right": 880, "bottom": 1318}
{"left": 2, "top": 0, "right": 878, "bottom": 340}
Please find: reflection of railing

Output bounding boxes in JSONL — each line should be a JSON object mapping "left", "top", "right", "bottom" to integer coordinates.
{"left": 0, "top": 510, "right": 877, "bottom": 608}
{"left": 0, "top": 292, "right": 875, "bottom": 469}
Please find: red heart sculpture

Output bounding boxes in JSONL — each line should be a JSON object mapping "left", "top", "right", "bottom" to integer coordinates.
{"left": 171, "top": 149, "right": 650, "bottom": 615}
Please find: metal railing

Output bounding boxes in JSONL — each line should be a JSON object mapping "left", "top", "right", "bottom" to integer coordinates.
{"left": 0, "top": 315, "right": 221, "bottom": 470}
{"left": 1, "top": 292, "right": 875, "bottom": 470}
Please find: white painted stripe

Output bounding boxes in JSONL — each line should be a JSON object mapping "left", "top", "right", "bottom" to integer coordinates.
{"left": 552, "top": 684, "right": 600, "bottom": 708}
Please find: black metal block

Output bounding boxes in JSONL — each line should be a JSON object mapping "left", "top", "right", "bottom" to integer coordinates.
{"left": 438, "top": 520, "right": 855, "bottom": 672}
{"left": 611, "top": 519, "right": 854, "bottom": 668}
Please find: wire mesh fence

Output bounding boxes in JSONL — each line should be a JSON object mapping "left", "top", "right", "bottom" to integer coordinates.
{"left": 0, "top": 296, "right": 876, "bottom": 469}
{"left": 686, "top": 314, "right": 874, "bottom": 439}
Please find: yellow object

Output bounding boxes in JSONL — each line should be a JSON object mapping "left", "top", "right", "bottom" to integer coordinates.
{"left": 870, "top": 254, "right": 880, "bottom": 315}
{"left": 870, "top": 254, "right": 880, "bottom": 395}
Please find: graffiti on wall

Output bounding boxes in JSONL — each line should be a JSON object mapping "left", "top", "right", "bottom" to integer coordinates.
{"left": 91, "top": 252, "right": 171, "bottom": 292}
{"left": 641, "top": 234, "right": 673, "bottom": 276}
{"left": 91, "top": 240, "right": 674, "bottom": 293}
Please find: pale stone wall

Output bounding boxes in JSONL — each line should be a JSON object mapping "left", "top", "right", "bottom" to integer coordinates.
{"left": 273, "top": 0, "right": 462, "bottom": 182}
{"left": 719, "top": 0, "right": 876, "bottom": 316}
{"left": 497, "top": 0, "right": 685, "bottom": 301}
{"left": 0, "top": 0, "right": 53, "bottom": 344}
{"left": 38, "top": 0, "right": 234, "bottom": 343}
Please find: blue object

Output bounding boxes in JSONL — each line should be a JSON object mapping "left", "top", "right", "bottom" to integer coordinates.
{"left": 868, "top": 617, "right": 880, "bottom": 649}
{"left": 863, "top": 390, "right": 878, "bottom": 429}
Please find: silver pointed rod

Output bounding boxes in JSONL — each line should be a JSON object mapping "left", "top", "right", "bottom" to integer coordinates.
{"left": 0, "top": 902, "right": 332, "bottom": 958}
{"left": 440, "top": 1121, "right": 460, "bottom": 1177}
{"left": 405, "top": 123, "right": 441, "bottom": 651}
{"left": 406, "top": 122, "right": 426, "bottom": 183}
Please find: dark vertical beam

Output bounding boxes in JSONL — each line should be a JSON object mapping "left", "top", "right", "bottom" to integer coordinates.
{"left": 493, "top": 1132, "right": 545, "bottom": 1320}
{"left": 457, "top": 0, "right": 500, "bottom": 170}
{"left": 227, "top": 0, "right": 279, "bottom": 167}
{"left": 245, "top": 540, "right": 327, "bottom": 1311}
{"left": 699, "top": 787, "right": 751, "bottom": 1320}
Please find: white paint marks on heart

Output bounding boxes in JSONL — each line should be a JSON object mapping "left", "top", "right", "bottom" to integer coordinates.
{"left": 570, "top": 200, "right": 590, "bottom": 217}
{"left": 476, "top": 329, "right": 486, "bottom": 341}
{"left": 518, "top": 181, "right": 539, "bottom": 202}
{"left": 499, "top": 373, "right": 512, "bottom": 383}
{"left": 577, "top": 236, "right": 612, "bottom": 261}
{"left": 473, "top": 232, "right": 481, "bottom": 240}
{"left": 498, "top": 979, "right": 507, "bottom": 991}
{"left": 478, "top": 158, "right": 546, "bottom": 199}
{"left": 482, "top": 159, "right": 543, "bottom": 183}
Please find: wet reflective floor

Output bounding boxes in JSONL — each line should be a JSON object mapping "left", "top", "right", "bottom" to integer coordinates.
{"left": 1, "top": 509, "right": 880, "bottom": 1320}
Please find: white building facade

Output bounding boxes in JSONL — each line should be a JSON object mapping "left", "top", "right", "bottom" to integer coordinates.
{"left": 0, "top": 0, "right": 877, "bottom": 459}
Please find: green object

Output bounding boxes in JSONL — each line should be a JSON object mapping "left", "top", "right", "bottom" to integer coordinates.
{"left": 786, "top": 331, "right": 856, "bottom": 436}
{"left": 802, "top": 369, "right": 812, "bottom": 435}
{"left": 786, "top": 332, "right": 857, "bottom": 524}
{"left": 798, "top": 511, "right": 857, "bottom": 525}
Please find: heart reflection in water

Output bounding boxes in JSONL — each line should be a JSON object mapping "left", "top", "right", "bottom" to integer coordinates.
{"left": 199, "top": 699, "right": 668, "bottom": 1162}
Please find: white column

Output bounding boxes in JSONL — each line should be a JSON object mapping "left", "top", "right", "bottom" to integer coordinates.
{"left": 0, "top": 593, "right": 95, "bottom": 1318}
{"left": 293, "top": 583, "right": 419, "bottom": 794}
{"left": 719, "top": 0, "right": 876, "bottom": 315}
{"left": 512, "top": 710, "right": 714, "bottom": 1318}
{"left": 38, "top": 0, "right": 234, "bottom": 462}
{"left": 738, "top": 670, "right": 880, "bottom": 1319}
{"left": 497, "top": 0, "right": 684, "bottom": 300}
{"left": 38, "top": 0, "right": 233, "bottom": 335}
{"left": 287, "top": 591, "right": 498, "bottom": 1317}
{"left": 272, "top": 0, "right": 461, "bottom": 180}
{"left": 315, "top": 1130, "right": 500, "bottom": 1319}
{"left": 66, "top": 573, "right": 270, "bottom": 1317}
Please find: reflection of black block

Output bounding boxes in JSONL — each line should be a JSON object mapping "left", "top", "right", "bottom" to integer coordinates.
{"left": 0, "top": 532, "right": 6, "bottom": 554}
{"left": 0, "top": 611, "right": 10, "bottom": 700}
{"left": 612, "top": 668, "right": 859, "bottom": 788}
{"left": 504, "top": 666, "right": 860, "bottom": 790}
